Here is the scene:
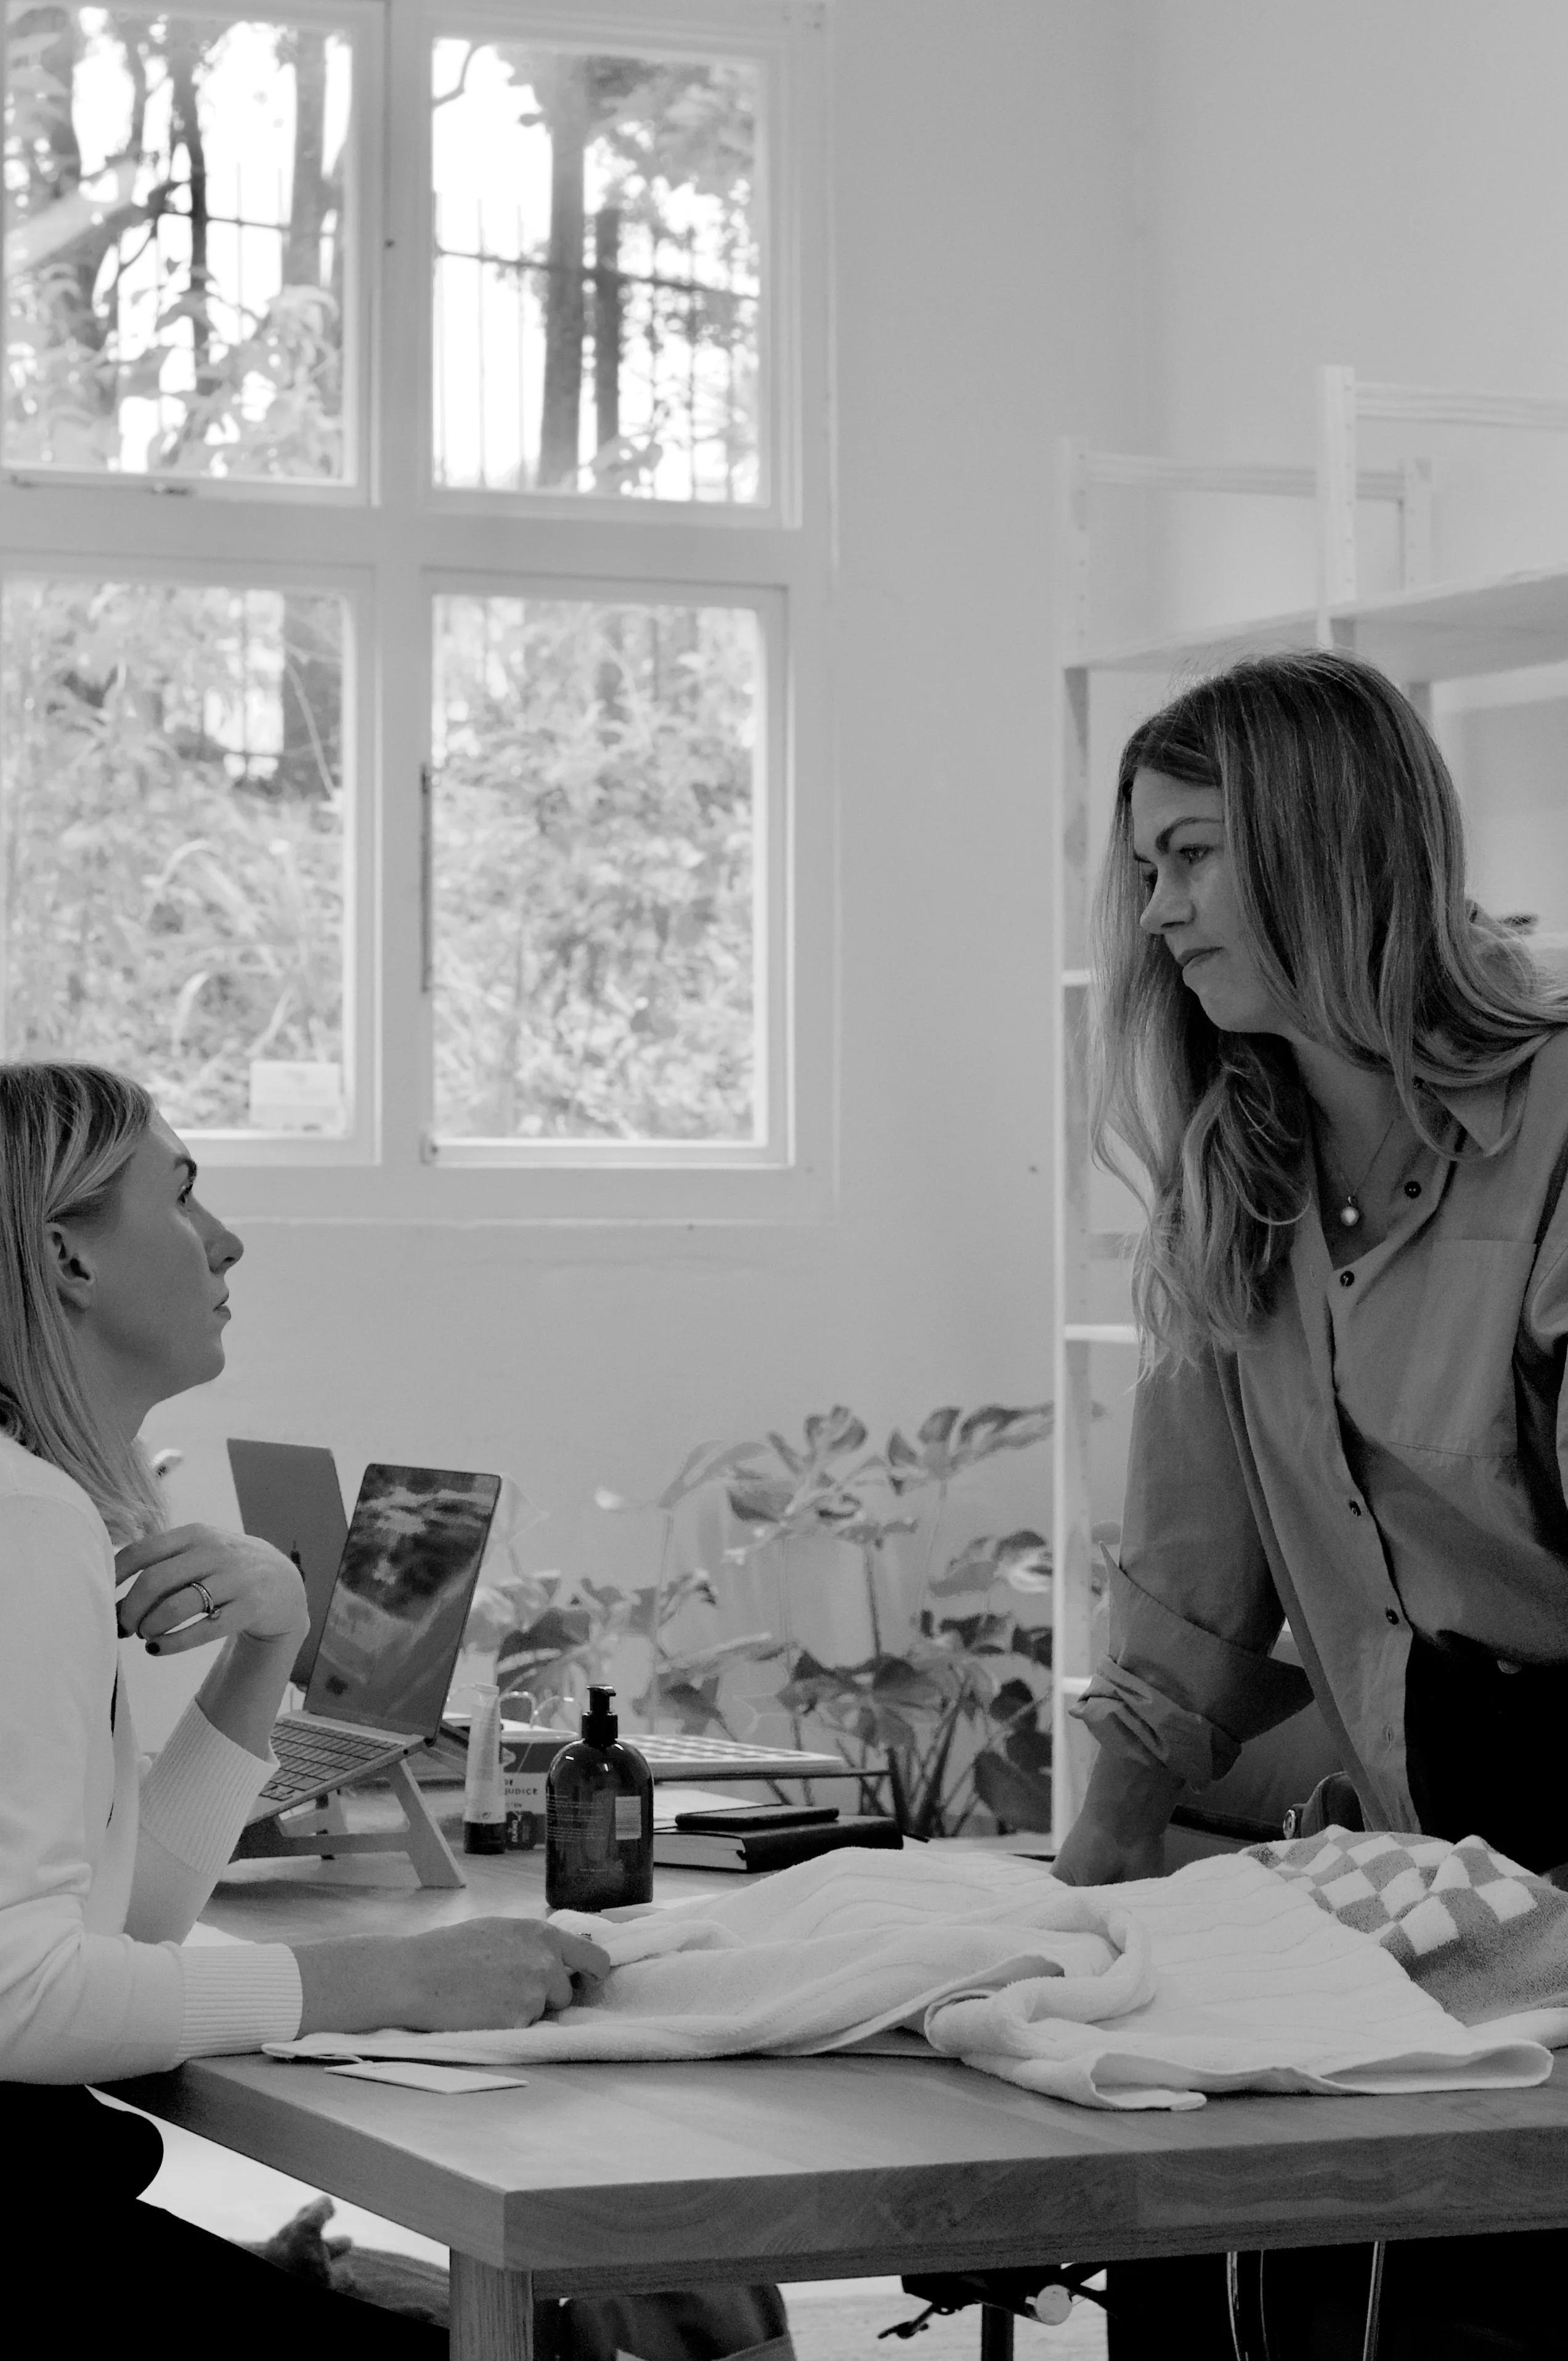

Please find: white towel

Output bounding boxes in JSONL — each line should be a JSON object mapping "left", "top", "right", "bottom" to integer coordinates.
{"left": 267, "top": 1847, "right": 1553, "bottom": 2111}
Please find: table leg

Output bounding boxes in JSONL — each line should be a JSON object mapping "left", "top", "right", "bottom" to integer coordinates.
{"left": 978, "top": 2303, "right": 1014, "bottom": 2361}
{"left": 450, "top": 2254, "right": 534, "bottom": 2360}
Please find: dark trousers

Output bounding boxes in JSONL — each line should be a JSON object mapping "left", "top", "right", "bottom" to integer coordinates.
{"left": 8, "top": 2088, "right": 444, "bottom": 2356}
{"left": 8, "top": 2087, "right": 790, "bottom": 2361}
{"left": 1107, "top": 1637, "right": 1568, "bottom": 2356}
{"left": 1405, "top": 1628, "right": 1568, "bottom": 1874}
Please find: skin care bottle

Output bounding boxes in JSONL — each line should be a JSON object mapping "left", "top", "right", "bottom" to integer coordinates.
{"left": 545, "top": 1685, "right": 654, "bottom": 1910}
{"left": 462, "top": 1685, "right": 508, "bottom": 1855}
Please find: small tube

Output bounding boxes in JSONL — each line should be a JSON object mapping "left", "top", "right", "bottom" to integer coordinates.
{"left": 463, "top": 1684, "right": 506, "bottom": 1855}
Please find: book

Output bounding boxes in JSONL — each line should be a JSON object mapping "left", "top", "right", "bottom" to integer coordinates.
{"left": 673, "top": 1803, "right": 838, "bottom": 1832}
{"left": 653, "top": 1815, "right": 904, "bottom": 1874}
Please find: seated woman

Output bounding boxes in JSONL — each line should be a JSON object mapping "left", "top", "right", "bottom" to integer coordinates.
{"left": 0, "top": 1059, "right": 609, "bottom": 2349}
{"left": 1052, "top": 649, "right": 1568, "bottom": 2356}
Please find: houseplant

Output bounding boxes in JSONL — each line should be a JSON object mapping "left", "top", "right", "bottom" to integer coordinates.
{"left": 714, "top": 1404, "right": 1058, "bottom": 1835}
{"left": 461, "top": 1401, "right": 1076, "bottom": 1837}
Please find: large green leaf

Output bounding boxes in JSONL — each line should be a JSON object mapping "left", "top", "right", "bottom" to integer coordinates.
{"left": 971, "top": 1749, "right": 1054, "bottom": 1834}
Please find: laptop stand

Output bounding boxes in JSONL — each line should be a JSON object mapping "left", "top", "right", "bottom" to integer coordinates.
{"left": 230, "top": 1756, "right": 466, "bottom": 1890}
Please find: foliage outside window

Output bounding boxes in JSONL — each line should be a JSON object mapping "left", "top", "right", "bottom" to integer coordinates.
{"left": 1, "top": 577, "right": 346, "bottom": 1132}
{"left": 4, "top": 10, "right": 351, "bottom": 477}
{"left": 432, "top": 41, "right": 760, "bottom": 502}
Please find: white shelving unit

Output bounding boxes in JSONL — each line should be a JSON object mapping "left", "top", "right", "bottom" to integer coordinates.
{"left": 1049, "top": 368, "right": 1568, "bottom": 1842}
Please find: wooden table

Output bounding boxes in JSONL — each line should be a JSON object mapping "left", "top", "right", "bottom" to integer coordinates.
{"left": 112, "top": 1808, "right": 1568, "bottom": 2360}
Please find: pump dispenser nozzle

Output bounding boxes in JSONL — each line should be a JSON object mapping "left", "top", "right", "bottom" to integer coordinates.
{"left": 583, "top": 1685, "right": 619, "bottom": 1745}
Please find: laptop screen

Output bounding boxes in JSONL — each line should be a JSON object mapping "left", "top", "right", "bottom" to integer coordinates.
{"left": 304, "top": 1463, "right": 502, "bottom": 1738}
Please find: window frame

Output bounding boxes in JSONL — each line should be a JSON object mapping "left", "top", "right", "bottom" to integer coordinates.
{"left": 0, "top": 0, "right": 832, "bottom": 1224}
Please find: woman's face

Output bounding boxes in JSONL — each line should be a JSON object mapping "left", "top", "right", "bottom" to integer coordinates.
{"left": 1127, "top": 768, "right": 1295, "bottom": 1037}
{"left": 57, "top": 1116, "right": 244, "bottom": 1412}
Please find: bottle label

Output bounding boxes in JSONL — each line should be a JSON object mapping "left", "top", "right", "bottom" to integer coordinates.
{"left": 503, "top": 1771, "right": 547, "bottom": 1852}
{"left": 614, "top": 1793, "right": 644, "bottom": 1840}
{"left": 551, "top": 1794, "right": 613, "bottom": 1850}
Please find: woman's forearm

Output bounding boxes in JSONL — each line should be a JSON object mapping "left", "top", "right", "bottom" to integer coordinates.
{"left": 195, "top": 1632, "right": 298, "bottom": 1761}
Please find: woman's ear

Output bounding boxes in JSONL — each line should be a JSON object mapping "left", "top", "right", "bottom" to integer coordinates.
{"left": 44, "top": 1220, "right": 96, "bottom": 1314}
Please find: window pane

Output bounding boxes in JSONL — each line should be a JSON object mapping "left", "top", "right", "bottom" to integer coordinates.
{"left": 431, "top": 44, "right": 760, "bottom": 502}
{"left": 4, "top": 12, "right": 353, "bottom": 478}
{"left": 0, "top": 579, "right": 347, "bottom": 1132}
{"left": 431, "top": 597, "right": 759, "bottom": 1141}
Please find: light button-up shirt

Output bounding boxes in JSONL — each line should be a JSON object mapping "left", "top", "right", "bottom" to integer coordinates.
{"left": 1076, "top": 1028, "right": 1568, "bottom": 1831}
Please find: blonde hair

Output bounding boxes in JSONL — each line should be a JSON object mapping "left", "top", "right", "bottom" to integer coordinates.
{"left": 1093, "top": 649, "right": 1568, "bottom": 1365}
{"left": 0, "top": 1062, "right": 165, "bottom": 1540}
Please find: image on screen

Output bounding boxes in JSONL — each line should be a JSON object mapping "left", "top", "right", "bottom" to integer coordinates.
{"left": 306, "top": 1464, "right": 502, "bottom": 1736}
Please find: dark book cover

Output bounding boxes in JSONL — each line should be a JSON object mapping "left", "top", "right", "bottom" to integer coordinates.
{"left": 654, "top": 1815, "right": 904, "bottom": 1873}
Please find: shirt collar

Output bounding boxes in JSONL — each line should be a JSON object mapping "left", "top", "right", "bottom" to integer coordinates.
{"left": 1424, "top": 1070, "right": 1514, "bottom": 1152}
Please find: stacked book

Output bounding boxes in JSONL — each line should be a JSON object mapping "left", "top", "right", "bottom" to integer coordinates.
{"left": 653, "top": 1802, "right": 903, "bottom": 1874}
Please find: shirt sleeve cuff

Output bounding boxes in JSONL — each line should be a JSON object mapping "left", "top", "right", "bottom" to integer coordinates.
{"left": 1073, "top": 1660, "right": 1239, "bottom": 1788}
{"left": 139, "top": 1701, "right": 275, "bottom": 1879}
{"left": 1075, "top": 1562, "right": 1316, "bottom": 1788}
{"left": 176, "top": 1941, "right": 303, "bottom": 2059}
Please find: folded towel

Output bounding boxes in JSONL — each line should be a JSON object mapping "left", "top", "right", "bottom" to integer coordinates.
{"left": 1249, "top": 1826, "right": 1568, "bottom": 2044}
{"left": 267, "top": 1847, "right": 1553, "bottom": 2111}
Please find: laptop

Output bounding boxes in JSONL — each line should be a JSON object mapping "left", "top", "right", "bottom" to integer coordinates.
{"left": 241, "top": 1460, "right": 502, "bottom": 1825}
{"left": 227, "top": 1440, "right": 349, "bottom": 1689}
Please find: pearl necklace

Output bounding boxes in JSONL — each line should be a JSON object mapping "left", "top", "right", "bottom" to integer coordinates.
{"left": 1320, "top": 1109, "right": 1401, "bottom": 1232}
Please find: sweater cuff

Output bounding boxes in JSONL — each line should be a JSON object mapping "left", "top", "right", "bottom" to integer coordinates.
{"left": 177, "top": 1941, "right": 304, "bottom": 2059}
{"left": 139, "top": 1701, "right": 275, "bottom": 1878}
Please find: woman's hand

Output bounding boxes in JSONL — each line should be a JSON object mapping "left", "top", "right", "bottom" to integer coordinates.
{"left": 293, "top": 1917, "right": 613, "bottom": 2036}
{"left": 1049, "top": 1747, "right": 1184, "bottom": 1886}
{"left": 115, "top": 1525, "right": 309, "bottom": 1657}
{"left": 1050, "top": 1813, "right": 1166, "bottom": 1886}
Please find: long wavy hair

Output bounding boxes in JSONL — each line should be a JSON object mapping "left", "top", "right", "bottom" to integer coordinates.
{"left": 1093, "top": 649, "right": 1568, "bottom": 1365}
{"left": 0, "top": 1062, "right": 165, "bottom": 1539}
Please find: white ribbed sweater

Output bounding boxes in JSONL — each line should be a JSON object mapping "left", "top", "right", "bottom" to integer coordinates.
{"left": 0, "top": 1436, "right": 303, "bottom": 2081}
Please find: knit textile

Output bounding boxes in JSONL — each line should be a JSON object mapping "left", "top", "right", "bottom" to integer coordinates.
{"left": 1249, "top": 1827, "right": 1568, "bottom": 2027}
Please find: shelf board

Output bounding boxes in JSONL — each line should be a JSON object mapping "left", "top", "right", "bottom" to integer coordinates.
{"left": 1339, "top": 567, "right": 1568, "bottom": 681}
{"left": 1071, "top": 562, "right": 1568, "bottom": 684}
{"left": 1072, "top": 606, "right": 1317, "bottom": 677}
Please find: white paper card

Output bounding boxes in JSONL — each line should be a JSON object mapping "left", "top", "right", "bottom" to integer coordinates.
{"left": 323, "top": 2060, "right": 527, "bottom": 2094}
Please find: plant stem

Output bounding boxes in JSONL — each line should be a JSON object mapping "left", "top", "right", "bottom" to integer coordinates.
{"left": 933, "top": 1684, "right": 1042, "bottom": 1826}
{"left": 885, "top": 1747, "right": 911, "bottom": 1835}
{"left": 648, "top": 1510, "right": 673, "bottom": 1733}
{"left": 913, "top": 1479, "right": 949, "bottom": 1630}
{"left": 862, "top": 1537, "right": 885, "bottom": 1657}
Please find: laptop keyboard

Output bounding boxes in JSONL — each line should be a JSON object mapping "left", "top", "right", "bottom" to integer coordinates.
{"left": 258, "top": 1721, "right": 405, "bottom": 1807}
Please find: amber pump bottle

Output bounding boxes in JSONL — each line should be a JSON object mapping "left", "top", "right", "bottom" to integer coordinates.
{"left": 545, "top": 1685, "right": 654, "bottom": 1911}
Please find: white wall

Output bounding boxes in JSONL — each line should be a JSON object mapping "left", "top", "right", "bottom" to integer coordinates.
{"left": 1137, "top": 0, "right": 1568, "bottom": 631}
{"left": 130, "top": 2, "right": 1148, "bottom": 1742}
{"left": 1121, "top": 0, "right": 1568, "bottom": 948}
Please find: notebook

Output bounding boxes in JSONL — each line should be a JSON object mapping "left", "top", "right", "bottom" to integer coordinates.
{"left": 226, "top": 1439, "right": 349, "bottom": 1689}
{"left": 243, "top": 1460, "right": 501, "bottom": 1825}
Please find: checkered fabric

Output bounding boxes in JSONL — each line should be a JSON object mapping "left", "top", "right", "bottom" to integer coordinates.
{"left": 1249, "top": 1827, "right": 1568, "bottom": 2025}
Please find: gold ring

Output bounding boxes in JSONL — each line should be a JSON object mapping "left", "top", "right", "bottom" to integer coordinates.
{"left": 191, "top": 1580, "right": 217, "bottom": 1621}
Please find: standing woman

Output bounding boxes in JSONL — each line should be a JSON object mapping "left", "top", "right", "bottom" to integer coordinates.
{"left": 1052, "top": 650, "right": 1568, "bottom": 2355}
{"left": 0, "top": 1062, "right": 606, "bottom": 2351}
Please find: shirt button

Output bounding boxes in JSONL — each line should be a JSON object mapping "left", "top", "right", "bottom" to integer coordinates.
{"left": 1383, "top": 1725, "right": 1397, "bottom": 1745}
{"left": 1349, "top": 1500, "right": 1363, "bottom": 1517}
{"left": 1404, "top": 1180, "right": 1421, "bottom": 1198}
{"left": 1385, "top": 1608, "right": 1399, "bottom": 1625}
{"left": 1339, "top": 1270, "right": 1354, "bottom": 1288}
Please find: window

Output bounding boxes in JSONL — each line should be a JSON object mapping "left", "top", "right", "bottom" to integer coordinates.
{"left": 0, "top": 1, "right": 829, "bottom": 1219}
